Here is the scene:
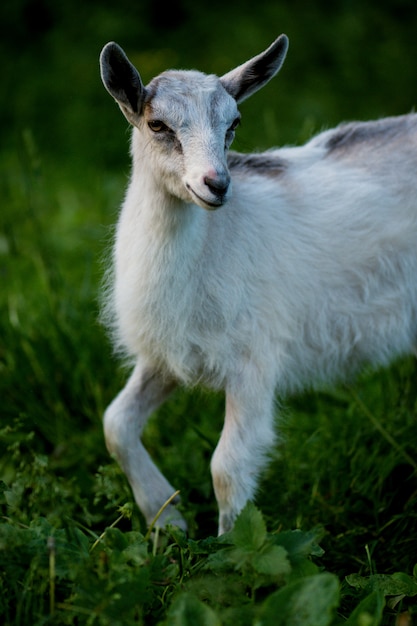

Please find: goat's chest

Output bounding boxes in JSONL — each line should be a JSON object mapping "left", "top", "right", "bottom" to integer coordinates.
{"left": 114, "top": 233, "right": 234, "bottom": 383}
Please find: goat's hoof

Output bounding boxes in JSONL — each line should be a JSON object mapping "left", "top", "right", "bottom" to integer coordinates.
{"left": 151, "top": 504, "right": 188, "bottom": 532}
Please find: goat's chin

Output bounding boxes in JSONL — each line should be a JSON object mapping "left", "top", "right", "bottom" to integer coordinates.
{"left": 184, "top": 184, "right": 226, "bottom": 211}
{"left": 197, "top": 199, "right": 224, "bottom": 212}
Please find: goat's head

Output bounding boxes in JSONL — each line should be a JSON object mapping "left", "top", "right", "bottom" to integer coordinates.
{"left": 100, "top": 35, "right": 288, "bottom": 210}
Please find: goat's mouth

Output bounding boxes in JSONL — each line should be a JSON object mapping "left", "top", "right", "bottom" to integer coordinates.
{"left": 185, "top": 184, "right": 226, "bottom": 210}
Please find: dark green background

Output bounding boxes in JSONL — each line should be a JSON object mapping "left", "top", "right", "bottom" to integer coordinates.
{"left": 3, "top": 0, "right": 417, "bottom": 174}
{"left": 2, "top": 6, "right": 417, "bottom": 620}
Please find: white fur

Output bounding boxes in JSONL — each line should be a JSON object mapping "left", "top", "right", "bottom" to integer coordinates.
{"left": 100, "top": 36, "right": 417, "bottom": 534}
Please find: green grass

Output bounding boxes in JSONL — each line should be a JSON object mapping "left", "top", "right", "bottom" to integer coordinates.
{"left": 2, "top": 1, "right": 417, "bottom": 623}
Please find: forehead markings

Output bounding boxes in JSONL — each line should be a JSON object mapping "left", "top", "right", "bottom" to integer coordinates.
{"left": 144, "top": 72, "right": 235, "bottom": 127}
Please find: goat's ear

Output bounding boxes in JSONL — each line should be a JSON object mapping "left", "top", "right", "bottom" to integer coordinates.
{"left": 220, "top": 34, "right": 288, "bottom": 103}
{"left": 100, "top": 42, "right": 145, "bottom": 124}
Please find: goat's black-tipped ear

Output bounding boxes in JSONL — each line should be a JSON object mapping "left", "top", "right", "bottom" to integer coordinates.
{"left": 220, "top": 34, "right": 289, "bottom": 103}
{"left": 100, "top": 42, "right": 145, "bottom": 124}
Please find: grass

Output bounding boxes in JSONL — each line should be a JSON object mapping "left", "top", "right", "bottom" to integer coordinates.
{"left": 2, "top": 1, "right": 417, "bottom": 623}
{"left": 2, "top": 100, "right": 417, "bottom": 626}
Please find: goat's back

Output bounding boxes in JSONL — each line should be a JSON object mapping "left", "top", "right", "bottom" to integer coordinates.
{"left": 112, "top": 114, "right": 417, "bottom": 393}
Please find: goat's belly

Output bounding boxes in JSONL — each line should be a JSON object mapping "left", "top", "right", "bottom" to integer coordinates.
{"left": 285, "top": 291, "right": 417, "bottom": 392}
{"left": 116, "top": 301, "right": 235, "bottom": 388}
{"left": 130, "top": 334, "right": 232, "bottom": 389}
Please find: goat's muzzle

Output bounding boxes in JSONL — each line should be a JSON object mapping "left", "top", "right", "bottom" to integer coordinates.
{"left": 185, "top": 172, "right": 231, "bottom": 210}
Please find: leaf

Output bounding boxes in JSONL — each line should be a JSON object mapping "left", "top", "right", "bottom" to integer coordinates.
{"left": 183, "top": 573, "right": 248, "bottom": 612}
{"left": 187, "top": 534, "right": 233, "bottom": 556}
{"left": 344, "top": 590, "right": 385, "bottom": 626}
{"left": 346, "top": 574, "right": 371, "bottom": 591}
{"left": 271, "top": 528, "right": 324, "bottom": 580}
{"left": 272, "top": 528, "right": 325, "bottom": 560}
{"left": 102, "top": 526, "right": 129, "bottom": 551}
{"left": 390, "top": 572, "right": 417, "bottom": 597}
{"left": 232, "top": 502, "right": 266, "bottom": 551}
{"left": 123, "top": 537, "right": 149, "bottom": 566}
{"left": 166, "top": 593, "right": 222, "bottom": 626}
{"left": 252, "top": 545, "right": 291, "bottom": 577}
{"left": 256, "top": 573, "right": 339, "bottom": 626}
{"left": 166, "top": 524, "right": 189, "bottom": 549}
{"left": 346, "top": 572, "right": 417, "bottom": 597}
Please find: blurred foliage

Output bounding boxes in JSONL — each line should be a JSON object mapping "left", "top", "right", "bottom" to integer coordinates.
{"left": 2, "top": 0, "right": 417, "bottom": 172}
{"left": 1, "top": 2, "right": 417, "bottom": 624}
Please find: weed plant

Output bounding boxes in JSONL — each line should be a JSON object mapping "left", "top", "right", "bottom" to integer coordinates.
{"left": 2, "top": 1, "right": 417, "bottom": 624}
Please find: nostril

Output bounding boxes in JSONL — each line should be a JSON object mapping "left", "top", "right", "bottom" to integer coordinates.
{"left": 204, "top": 175, "right": 230, "bottom": 196}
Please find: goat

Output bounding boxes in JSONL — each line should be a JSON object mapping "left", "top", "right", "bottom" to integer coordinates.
{"left": 99, "top": 35, "right": 417, "bottom": 535}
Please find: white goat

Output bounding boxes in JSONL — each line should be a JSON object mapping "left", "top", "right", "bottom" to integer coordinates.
{"left": 99, "top": 35, "right": 417, "bottom": 535}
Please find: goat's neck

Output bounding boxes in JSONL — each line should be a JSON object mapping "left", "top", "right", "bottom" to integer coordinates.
{"left": 122, "top": 131, "right": 206, "bottom": 257}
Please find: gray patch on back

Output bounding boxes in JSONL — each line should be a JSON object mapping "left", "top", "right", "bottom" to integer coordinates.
{"left": 228, "top": 151, "right": 288, "bottom": 177}
{"left": 324, "top": 115, "right": 416, "bottom": 156}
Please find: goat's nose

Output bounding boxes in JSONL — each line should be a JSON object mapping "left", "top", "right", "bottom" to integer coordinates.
{"left": 204, "top": 174, "right": 230, "bottom": 197}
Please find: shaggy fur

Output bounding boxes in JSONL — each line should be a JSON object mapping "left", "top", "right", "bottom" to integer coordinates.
{"left": 100, "top": 35, "right": 417, "bottom": 534}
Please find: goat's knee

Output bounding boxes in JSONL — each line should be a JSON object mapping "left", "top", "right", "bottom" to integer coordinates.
{"left": 103, "top": 399, "right": 123, "bottom": 458}
{"left": 103, "top": 370, "right": 186, "bottom": 530}
{"left": 103, "top": 365, "right": 175, "bottom": 458}
{"left": 103, "top": 389, "right": 137, "bottom": 460}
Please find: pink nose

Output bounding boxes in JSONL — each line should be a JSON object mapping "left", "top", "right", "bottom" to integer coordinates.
{"left": 204, "top": 173, "right": 230, "bottom": 197}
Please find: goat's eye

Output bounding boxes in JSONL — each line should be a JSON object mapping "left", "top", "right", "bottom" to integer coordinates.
{"left": 148, "top": 120, "right": 169, "bottom": 133}
{"left": 229, "top": 117, "right": 241, "bottom": 132}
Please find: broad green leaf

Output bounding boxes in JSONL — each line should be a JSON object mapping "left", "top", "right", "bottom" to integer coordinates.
{"left": 256, "top": 573, "right": 339, "bottom": 626}
{"left": 232, "top": 502, "right": 266, "bottom": 551}
{"left": 188, "top": 534, "right": 233, "bottom": 556}
{"left": 346, "top": 572, "right": 417, "bottom": 597}
{"left": 102, "top": 526, "right": 129, "bottom": 551}
{"left": 346, "top": 574, "right": 370, "bottom": 591}
{"left": 272, "top": 528, "right": 325, "bottom": 560}
{"left": 344, "top": 590, "right": 385, "bottom": 626}
{"left": 285, "top": 556, "right": 319, "bottom": 582}
{"left": 166, "top": 593, "right": 221, "bottom": 626}
{"left": 182, "top": 573, "right": 249, "bottom": 612}
{"left": 390, "top": 572, "right": 417, "bottom": 597}
{"left": 252, "top": 544, "right": 291, "bottom": 577}
{"left": 123, "top": 538, "right": 149, "bottom": 566}
{"left": 271, "top": 528, "right": 323, "bottom": 580}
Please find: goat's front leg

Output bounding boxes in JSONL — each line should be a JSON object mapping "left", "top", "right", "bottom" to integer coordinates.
{"left": 103, "top": 361, "right": 185, "bottom": 529}
{"left": 211, "top": 378, "right": 276, "bottom": 535}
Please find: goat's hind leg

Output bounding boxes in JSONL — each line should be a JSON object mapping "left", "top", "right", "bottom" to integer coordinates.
{"left": 103, "top": 361, "right": 185, "bottom": 529}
